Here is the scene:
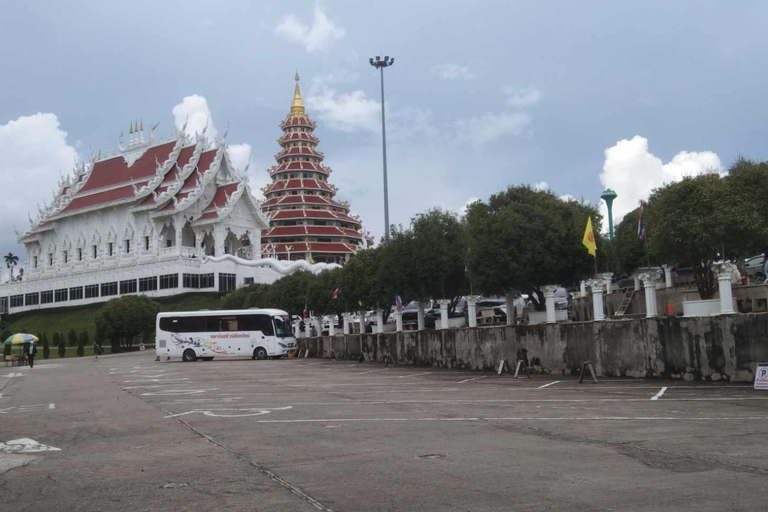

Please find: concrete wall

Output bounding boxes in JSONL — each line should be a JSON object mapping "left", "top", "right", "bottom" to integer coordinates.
{"left": 301, "top": 314, "right": 768, "bottom": 382}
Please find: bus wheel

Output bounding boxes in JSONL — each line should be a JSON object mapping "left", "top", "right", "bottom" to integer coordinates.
{"left": 254, "top": 347, "right": 268, "bottom": 360}
{"left": 183, "top": 349, "right": 197, "bottom": 362}
{"left": 202, "top": 357, "right": 214, "bottom": 361}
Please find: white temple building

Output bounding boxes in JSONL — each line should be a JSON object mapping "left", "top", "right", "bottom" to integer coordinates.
{"left": 1, "top": 122, "right": 337, "bottom": 314}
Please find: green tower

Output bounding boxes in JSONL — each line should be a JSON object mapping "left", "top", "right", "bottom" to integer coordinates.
{"left": 601, "top": 188, "right": 618, "bottom": 240}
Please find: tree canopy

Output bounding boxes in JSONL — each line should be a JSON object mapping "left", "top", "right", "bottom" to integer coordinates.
{"left": 94, "top": 295, "right": 160, "bottom": 351}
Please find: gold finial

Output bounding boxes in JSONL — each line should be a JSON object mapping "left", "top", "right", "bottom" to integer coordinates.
{"left": 290, "top": 71, "right": 305, "bottom": 116}
{"left": 129, "top": 122, "right": 133, "bottom": 135}
{"left": 140, "top": 119, "right": 143, "bottom": 131}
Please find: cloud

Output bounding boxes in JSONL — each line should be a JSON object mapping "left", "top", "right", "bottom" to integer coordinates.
{"left": 533, "top": 181, "right": 549, "bottom": 191}
{"left": 599, "top": 135, "right": 721, "bottom": 228}
{"left": 431, "top": 64, "right": 477, "bottom": 81}
{"left": 559, "top": 194, "right": 577, "bottom": 202}
{"left": 454, "top": 111, "right": 532, "bottom": 147}
{"left": 274, "top": 3, "right": 345, "bottom": 53}
{"left": 0, "top": 113, "right": 78, "bottom": 253}
{"left": 459, "top": 197, "right": 480, "bottom": 216}
{"left": 172, "top": 95, "right": 218, "bottom": 141}
{"left": 503, "top": 86, "right": 543, "bottom": 108}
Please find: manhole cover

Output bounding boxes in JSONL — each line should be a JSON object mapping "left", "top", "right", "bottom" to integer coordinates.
{"left": 416, "top": 453, "right": 445, "bottom": 460}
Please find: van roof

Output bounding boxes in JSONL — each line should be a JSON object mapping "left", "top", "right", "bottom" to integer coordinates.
{"left": 157, "top": 308, "right": 289, "bottom": 318}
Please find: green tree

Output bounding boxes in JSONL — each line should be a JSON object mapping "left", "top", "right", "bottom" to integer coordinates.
{"left": 94, "top": 295, "right": 160, "bottom": 352}
{"left": 52, "top": 332, "right": 60, "bottom": 349}
{"left": 465, "top": 186, "right": 602, "bottom": 297}
{"left": 42, "top": 333, "right": 50, "bottom": 359}
{"left": 4, "top": 252, "right": 18, "bottom": 281}
{"left": 67, "top": 329, "right": 78, "bottom": 348}
{"left": 77, "top": 330, "right": 88, "bottom": 357}
{"left": 1, "top": 329, "right": 10, "bottom": 358}
{"left": 58, "top": 334, "right": 66, "bottom": 358}
{"left": 646, "top": 173, "right": 759, "bottom": 299}
{"left": 268, "top": 271, "right": 314, "bottom": 316}
{"left": 613, "top": 207, "right": 652, "bottom": 274}
{"left": 339, "top": 249, "right": 390, "bottom": 310}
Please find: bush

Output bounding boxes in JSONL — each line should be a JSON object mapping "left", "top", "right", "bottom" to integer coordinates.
{"left": 68, "top": 329, "right": 77, "bottom": 347}
{"left": 77, "top": 330, "right": 88, "bottom": 357}
{"left": 52, "top": 332, "right": 60, "bottom": 348}
{"left": 57, "top": 335, "right": 66, "bottom": 358}
{"left": 95, "top": 295, "right": 160, "bottom": 352}
{"left": 42, "top": 333, "right": 50, "bottom": 359}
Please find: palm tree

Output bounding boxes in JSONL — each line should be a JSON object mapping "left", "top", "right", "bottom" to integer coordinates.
{"left": 4, "top": 252, "right": 18, "bottom": 281}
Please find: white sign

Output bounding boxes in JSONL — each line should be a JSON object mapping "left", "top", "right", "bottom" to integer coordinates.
{"left": 754, "top": 363, "right": 768, "bottom": 390}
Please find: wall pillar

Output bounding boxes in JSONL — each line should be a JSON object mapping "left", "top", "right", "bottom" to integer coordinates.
{"left": 599, "top": 272, "right": 613, "bottom": 295}
{"left": 293, "top": 319, "right": 302, "bottom": 338}
{"left": 466, "top": 295, "right": 479, "bottom": 328}
{"left": 416, "top": 302, "right": 425, "bottom": 331}
{"left": 542, "top": 285, "right": 558, "bottom": 324}
{"left": 304, "top": 317, "right": 312, "bottom": 338}
{"left": 579, "top": 280, "right": 587, "bottom": 296}
{"left": 714, "top": 262, "right": 736, "bottom": 314}
{"left": 633, "top": 275, "right": 641, "bottom": 291}
{"left": 314, "top": 316, "right": 323, "bottom": 337}
{"left": 505, "top": 292, "right": 514, "bottom": 326}
{"left": 375, "top": 308, "right": 384, "bottom": 334}
{"left": 342, "top": 314, "right": 352, "bottom": 335}
{"left": 328, "top": 318, "right": 336, "bottom": 337}
{"left": 663, "top": 265, "right": 673, "bottom": 289}
{"left": 358, "top": 310, "right": 366, "bottom": 335}
{"left": 394, "top": 310, "right": 403, "bottom": 332}
{"left": 587, "top": 279, "right": 605, "bottom": 321}
{"left": 438, "top": 299, "right": 451, "bottom": 330}
{"left": 638, "top": 271, "right": 661, "bottom": 318}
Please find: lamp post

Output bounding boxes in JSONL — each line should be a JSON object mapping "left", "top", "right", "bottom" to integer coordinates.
{"left": 369, "top": 55, "right": 394, "bottom": 242}
{"left": 601, "top": 188, "right": 618, "bottom": 240}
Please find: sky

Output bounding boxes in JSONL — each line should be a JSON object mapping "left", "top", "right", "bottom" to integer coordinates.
{"left": 1, "top": 0, "right": 767, "bottom": 257}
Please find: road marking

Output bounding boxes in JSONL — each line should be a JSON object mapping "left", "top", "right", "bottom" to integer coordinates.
{"left": 0, "top": 404, "right": 56, "bottom": 414}
{"left": 1, "top": 373, "right": 24, "bottom": 378}
{"left": 651, "top": 387, "right": 668, "bottom": 400}
{"left": 538, "top": 381, "right": 561, "bottom": 389}
{"left": 0, "top": 438, "right": 61, "bottom": 453}
{"left": 124, "top": 378, "right": 190, "bottom": 383}
{"left": 164, "top": 406, "right": 293, "bottom": 419}
{"left": 399, "top": 372, "right": 433, "bottom": 379}
{"left": 354, "top": 368, "right": 390, "bottom": 375}
{"left": 457, "top": 376, "right": 487, "bottom": 384}
{"left": 142, "top": 389, "right": 219, "bottom": 396}
{"left": 254, "top": 415, "right": 768, "bottom": 424}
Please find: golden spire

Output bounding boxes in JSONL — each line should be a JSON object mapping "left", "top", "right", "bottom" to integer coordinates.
{"left": 290, "top": 70, "right": 305, "bottom": 116}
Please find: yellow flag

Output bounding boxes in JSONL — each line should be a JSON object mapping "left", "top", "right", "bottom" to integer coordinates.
{"left": 582, "top": 217, "right": 597, "bottom": 256}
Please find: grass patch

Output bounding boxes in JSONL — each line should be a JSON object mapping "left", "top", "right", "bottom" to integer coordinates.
{"left": 4, "top": 292, "right": 226, "bottom": 342}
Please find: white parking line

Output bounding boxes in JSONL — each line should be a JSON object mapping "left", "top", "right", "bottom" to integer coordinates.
{"left": 255, "top": 415, "right": 768, "bottom": 424}
{"left": 457, "top": 376, "right": 487, "bottom": 384}
{"left": 354, "top": 368, "right": 390, "bottom": 375}
{"left": 538, "top": 381, "right": 561, "bottom": 389}
{"left": 651, "top": 387, "right": 668, "bottom": 400}
{"left": 398, "top": 372, "right": 432, "bottom": 379}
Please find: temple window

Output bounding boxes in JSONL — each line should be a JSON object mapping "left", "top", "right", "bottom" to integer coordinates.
{"left": 33, "top": 256, "right": 38, "bottom": 268}
{"left": 48, "top": 253, "right": 53, "bottom": 266}
{"left": 92, "top": 245, "right": 97, "bottom": 259}
{"left": 107, "top": 242, "right": 114, "bottom": 256}
{"left": 63, "top": 250, "right": 68, "bottom": 264}
{"left": 77, "top": 248, "right": 82, "bottom": 261}
{"left": 125, "top": 240, "right": 131, "bottom": 254}
{"left": 144, "top": 236, "right": 150, "bottom": 251}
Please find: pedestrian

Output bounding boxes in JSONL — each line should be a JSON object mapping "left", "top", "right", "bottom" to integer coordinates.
{"left": 28, "top": 342, "right": 37, "bottom": 369}
{"left": 93, "top": 340, "right": 101, "bottom": 361}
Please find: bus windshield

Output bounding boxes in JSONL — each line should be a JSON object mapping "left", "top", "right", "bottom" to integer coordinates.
{"left": 273, "top": 315, "right": 291, "bottom": 338}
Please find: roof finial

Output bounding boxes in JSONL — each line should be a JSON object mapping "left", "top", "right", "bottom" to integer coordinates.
{"left": 290, "top": 70, "right": 305, "bottom": 116}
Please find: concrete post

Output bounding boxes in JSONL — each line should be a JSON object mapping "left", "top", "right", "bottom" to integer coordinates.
{"left": 599, "top": 272, "right": 613, "bottom": 295}
{"left": 328, "top": 318, "right": 336, "bottom": 337}
{"left": 304, "top": 317, "right": 312, "bottom": 338}
{"left": 579, "top": 280, "right": 586, "bottom": 296}
{"left": 713, "top": 262, "right": 736, "bottom": 314}
{"left": 505, "top": 292, "right": 514, "bottom": 326}
{"left": 314, "top": 316, "right": 323, "bottom": 337}
{"left": 416, "top": 302, "right": 425, "bottom": 331}
{"left": 375, "top": 308, "right": 384, "bottom": 334}
{"left": 394, "top": 310, "right": 403, "bottom": 332}
{"left": 633, "top": 275, "right": 641, "bottom": 291}
{"left": 466, "top": 295, "right": 480, "bottom": 328}
{"left": 587, "top": 279, "right": 605, "bottom": 321}
{"left": 293, "top": 319, "right": 302, "bottom": 338}
{"left": 542, "top": 285, "right": 558, "bottom": 324}
{"left": 343, "top": 314, "right": 352, "bottom": 335}
{"left": 638, "top": 271, "right": 661, "bottom": 318}
{"left": 438, "top": 299, "right": 451, "bottom": 330}
{"left": 358, "top": 310, "right": 366, "bottom": 335}
{"left": 663, "top": 265, "right": 673, "bottom": 289}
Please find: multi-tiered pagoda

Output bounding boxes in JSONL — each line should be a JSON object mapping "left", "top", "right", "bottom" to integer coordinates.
{"left": 261, "top": 73, "right": 369, "bottom": 264}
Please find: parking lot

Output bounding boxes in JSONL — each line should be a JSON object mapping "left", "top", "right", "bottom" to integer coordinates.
{"left": 3, "top": 351, "right": 768, "bottom": 511}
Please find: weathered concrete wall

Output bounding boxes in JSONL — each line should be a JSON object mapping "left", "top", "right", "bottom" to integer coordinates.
{"left": 301, "top": 313, "right": 768, "bottom": 382}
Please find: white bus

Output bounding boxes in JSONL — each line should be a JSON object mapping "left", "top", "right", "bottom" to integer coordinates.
{"left": 155, "top": 308, "right": 297, "bottom": 362}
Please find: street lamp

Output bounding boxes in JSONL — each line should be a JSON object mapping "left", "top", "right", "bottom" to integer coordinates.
{"left": 369, "top": 55, "right": 394, "bottom": 241}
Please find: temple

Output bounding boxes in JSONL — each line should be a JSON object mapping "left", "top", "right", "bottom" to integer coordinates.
{"left": 261, "top": 73, "right": 370, "bottom": 264}
{"left": 1, "top": 121, "right": 337, "bottom": 314}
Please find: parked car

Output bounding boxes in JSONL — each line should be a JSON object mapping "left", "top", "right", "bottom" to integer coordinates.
{"left": 745, "top": 254, "right": 765, "bottom": 281}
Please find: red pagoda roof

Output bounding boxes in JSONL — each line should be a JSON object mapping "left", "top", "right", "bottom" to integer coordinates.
{"left": 60, "top": 181, "right": 148, "bottom": 214}
{"left": 79, "top": 141, "right": 175, "bottom": 193}
{"left": 278, "top": 132, "right": 319, "bottom": 144}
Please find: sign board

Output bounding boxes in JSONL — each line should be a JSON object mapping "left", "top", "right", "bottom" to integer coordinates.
{"left": 754, "top": 363, "right": 768, "bottom": 390}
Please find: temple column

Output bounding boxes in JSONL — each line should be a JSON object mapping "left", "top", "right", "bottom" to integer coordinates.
{"left": 579, "top": 280, "right": 587, "bottom": 296}
{"left": 714, "top": 262, "right": 736, "bottom": 314}
{"left": 639, "top": 272, "right": 660, "bottom": 318}
{"left": 633, "top": 275, "right": 641, "bottom": 291}
{"left": 314, "top": 316, "right": 323, "bottom": 337}
{"left": 505, "top": 292, "right": 514, "bottom": 326}
{"left": 394, "top": 310, "right": 403, "bottom": 332}
{"left": 343, "top": 313, "right": 352, "bottom": 335}
{"left": 375, "top": 308, "right": 384, "bottom": 334}
{"left": 600, "top": 272, "right": 613, "bottom": 295}
{"left": 416, "top": 302, "right": 425, "bottom": 331}
{"left": 542, "top": 285, "right": 558, "bottom": 324}
{"left": 467, "top": 295, "right": 479, "bottom": 328}
{"left": 438, "top": 299, "right": 451, "bottom": 330}
{"left": 212, "top": 225, "right": 226, "bottom": 257}
{"left": 328, "top": 318, "right": 336, "bottom": 337}
{"left": 358, "top": 310, "right": 366, "bottom": 335}
{"left": 588, "top": 279, "right": 605, "bottom": 321}
{"left": 663, "top": 265, "right": 673, "bottom": 289}
{"left": 293, "top": 319, "right": 302, "bottom": 338}
{"left": 304, "top": 317, "right": 312, "bottom": 338}
{"left": 174, "top": 217, "right": 183, "bottom": 257}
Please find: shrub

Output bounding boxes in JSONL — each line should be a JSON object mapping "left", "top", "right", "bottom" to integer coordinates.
{"left": 68, "top": 329, "right": 77, "bottom": 347}
{"left": 77, "top": 331, "right": 88, "bottom": 357}
{"left": 52, "top": 332, "right": 60, "bottom": 348}
{"left": 95, "top": 295, "right": 160, "bottom": 352}
{"left": 57, "top": 335, "right": 66, "bottom": 358}
{"left": 42, "top": 333, "right": 50, "bottom": 359}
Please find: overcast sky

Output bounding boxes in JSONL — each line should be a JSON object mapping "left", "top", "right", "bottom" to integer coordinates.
{"left": 1, "top": 0, "right": 767, "bottom": 258}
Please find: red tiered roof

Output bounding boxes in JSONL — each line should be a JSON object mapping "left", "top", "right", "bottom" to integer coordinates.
{"left": 60, "top": 181, "right": 148, "bottom": 214}
{"left": 278, "top": 132, "right": 319, "bottom": 144}
{"left": 79, "top": 141, "right": 175, "bottom": 193}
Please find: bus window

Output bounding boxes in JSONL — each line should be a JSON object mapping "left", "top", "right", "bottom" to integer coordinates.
{"left": 160, "top": 316, "right": 204, "bottom": 333}
{"left": 238, "top": 314, "right": 274, "bottom": 335}
{"left": 273, "top": 316, "right": 290, "bottom": 337}
{"left": 219, "top": 316, "right": 238, "bottom": 331}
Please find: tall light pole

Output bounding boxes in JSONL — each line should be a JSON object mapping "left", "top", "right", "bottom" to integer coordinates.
{"left": 369, "top": 55, "right": 394, "bottom": 241}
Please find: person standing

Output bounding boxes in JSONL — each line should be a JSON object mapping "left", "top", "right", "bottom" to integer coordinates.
{"left": 28, "top": 343, "right": 37, "bottom": 369}
{"left": 93, "top": 340, "right": 101, "bottom": 361}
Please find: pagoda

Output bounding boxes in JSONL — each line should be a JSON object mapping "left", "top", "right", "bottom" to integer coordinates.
{"left": 261, "top": 73, "right": 368, "bottom": 264}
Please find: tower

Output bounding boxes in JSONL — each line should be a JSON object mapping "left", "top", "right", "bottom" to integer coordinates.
{"left": 260, "top": 73, "right": 368, "bottom": 264}
{"left": 601, "top": 188, "right": 618, "bottom": 240}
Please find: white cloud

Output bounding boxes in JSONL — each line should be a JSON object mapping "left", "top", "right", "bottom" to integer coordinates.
{"left": 559, "top": 194, "right": 577, "bottom": 202}
{"left": 431, "top": 64, "right": 477, "bottom": 81}
{"left": 227, "top": 143, "right": 252, "bottom": 172}
{"left": 503, "top": 86, "right": 543, "bottom": 108}
{"left": 274, "top": 3, "right": 345, "bottom": 53}
{"left": 455, "top": 111, "right": 531, "bottom": 147}
{"left": 533, "top": 181, "right": 549, "bottom": 191}
{"left": 172, "top": 95, "right": 218, "bottom": 141}
{"left": 599, "top": 135, "right": 721, "bottom": 229}
{"left": 459, "top": 197, "right": 480, "bottom": 216}
{"left": 0, "top": 113, "right": 78, "bottom": 254}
